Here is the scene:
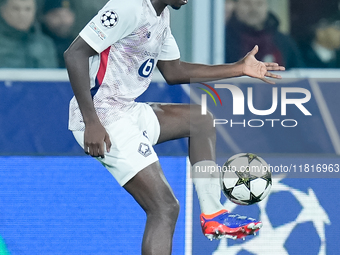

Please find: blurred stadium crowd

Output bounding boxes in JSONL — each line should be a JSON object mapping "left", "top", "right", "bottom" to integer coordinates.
{"left": 0, "top": 0, "right": 108, "bottom": 68}
{"left": 224, "top": 0, "right": 340, "bottom": 69}
{"left": 0, "top": 0, "right": 340, "bottom": 69}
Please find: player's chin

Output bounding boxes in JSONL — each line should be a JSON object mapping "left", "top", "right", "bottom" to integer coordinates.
{"left": 171, "top": 5, "right": 182, "bottom": 10}
{"left": 171, "top": 0, "right": 188, "bottom": 10}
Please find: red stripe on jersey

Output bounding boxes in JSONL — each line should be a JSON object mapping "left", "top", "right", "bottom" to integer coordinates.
{"left": 96, "top": 47, "right": 111, "bottom": 85}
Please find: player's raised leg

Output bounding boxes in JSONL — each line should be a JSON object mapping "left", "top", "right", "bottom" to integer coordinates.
{"left": 151, "top": 103, "right": 215, "bottom": 164}
{"left": 123, "top": 161, "right": 179, "bottom": 255}
{"left": 151, "top": 103, "right": 262, "bottom": 240}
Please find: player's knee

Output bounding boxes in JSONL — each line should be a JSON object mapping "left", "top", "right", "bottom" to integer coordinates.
{"left": 169, "top": 198, "right": 180, "bottom": 216}
{"left": 164, "top": 198, "right": 180, "bottom": 223}
{"left": 156, "top": 197, "right": 180, "bottom": 223}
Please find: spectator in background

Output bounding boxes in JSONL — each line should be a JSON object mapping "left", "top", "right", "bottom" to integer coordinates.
{"left": 225, "top": 0, "right": 304, "bottom": 69}
{"left": 70, "top": 0, "right": 108, "bottom": 36}
{"left": 299, "top": 16, "right": 340, "bottom": 68}
{"left": 41, "top": 0, "right": 75, "bottom": 67}
{"left": 0, "top": 0, "right": 58, "bottom": 68}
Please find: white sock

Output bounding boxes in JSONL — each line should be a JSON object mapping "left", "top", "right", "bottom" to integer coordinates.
{"left": 192, "top": 160, "right": 225, "bottom": 215}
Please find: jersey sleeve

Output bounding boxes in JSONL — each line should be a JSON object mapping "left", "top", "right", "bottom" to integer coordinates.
{"left": 79, "top": 0, "right": 142, "bottom": 53}
{"left": 158, "top": 27, "right": 181, "bottom": 61}
{"left": 158, "top": 9, "right": 180, "bottom": 61}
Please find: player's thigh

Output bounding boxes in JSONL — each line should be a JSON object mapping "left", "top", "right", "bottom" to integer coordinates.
{"left": 150, "top": 103, "right": 212, "bottom": 144}
{"left": 123, "top": 161, "right": 179, "bottom": 213}
{"left": 150, "top": 103, "right": 190, "bottom": 143}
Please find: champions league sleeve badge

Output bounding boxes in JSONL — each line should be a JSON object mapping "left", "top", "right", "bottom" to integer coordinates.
{"left": 101, "top": 10, "right": 119, "bottom": 28}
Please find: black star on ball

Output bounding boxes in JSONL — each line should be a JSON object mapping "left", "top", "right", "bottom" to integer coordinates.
{"left": 101, "top": 10, "right": 118, "bottom": 28}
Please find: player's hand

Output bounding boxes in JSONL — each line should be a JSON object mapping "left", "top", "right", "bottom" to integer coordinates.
{"left": 84, "top": 121, "right": 112, "bottom": 158}
{"left": 240, "top": 45, "right": 285, "bottom": 84}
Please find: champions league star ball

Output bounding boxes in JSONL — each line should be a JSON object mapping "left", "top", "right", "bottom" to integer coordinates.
{"left": 221, "top": 153, "right": 272, "bottom": 205}
{"left": 101, "top": 10, "right": 118, "bottom": 28}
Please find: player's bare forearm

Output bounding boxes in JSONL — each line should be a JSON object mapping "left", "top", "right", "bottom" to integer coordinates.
{"left": 157, "top": 45, "right": 285, "bottom": 85}
{"left": 64, "top": 36, "right": 100, "bottom": 125}
{"left": 157, "top": 59, "right": 243, "bottom": 84}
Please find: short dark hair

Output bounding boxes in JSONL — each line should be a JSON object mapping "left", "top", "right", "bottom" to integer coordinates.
{"left": 43, "top": 0, "right": 70, "bottom": 14}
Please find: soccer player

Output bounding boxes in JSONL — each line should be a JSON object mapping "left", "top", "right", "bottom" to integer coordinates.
{"left": 64, "top": 0, "right": 284, "bottom": 254}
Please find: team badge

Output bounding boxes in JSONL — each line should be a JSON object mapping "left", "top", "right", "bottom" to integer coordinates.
{"left": 138, "top": 143, "right": 152, "bottom": 157}
{"left": 101, "top": 10, "right": 118, "bottom": 28}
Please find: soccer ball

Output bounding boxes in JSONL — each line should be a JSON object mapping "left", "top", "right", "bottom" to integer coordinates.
{"left": 221, "top": 153, "right": 272, "bottom": 205}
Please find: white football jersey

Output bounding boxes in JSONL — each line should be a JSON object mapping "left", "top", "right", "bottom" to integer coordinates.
{"left": 69, "top": 0, "right": 180, "bottom": 131}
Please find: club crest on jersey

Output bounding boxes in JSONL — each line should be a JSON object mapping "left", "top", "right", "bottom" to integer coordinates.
{"left": 101, "top": 10, "right": 118, "bottom": 28}
{"left": 138, "top": 143, "right": 152, "bottom": 157}
{"left": 138, "top": 58, "right": 155, "bottom": 78}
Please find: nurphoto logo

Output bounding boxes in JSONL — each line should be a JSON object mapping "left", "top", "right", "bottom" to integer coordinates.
{"left": 198, "top": 83, "right": 312, "bottom": 128}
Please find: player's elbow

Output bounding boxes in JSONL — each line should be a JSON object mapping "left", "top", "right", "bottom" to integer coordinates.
{"left": 158, "top": 60, "right": 188, "bottom": 85}
{"left": 164, "top": 77, "right": 179, "bottom": 85}
{"left": 162, "top": 73, "right": 187, "bottom": 85}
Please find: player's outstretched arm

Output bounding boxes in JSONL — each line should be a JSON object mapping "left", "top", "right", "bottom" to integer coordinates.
{"left": 157, "top": 45, "right": 285, "bottom": 85}
{"left": 64, "top": 36, "right": 111, "bottom": 158}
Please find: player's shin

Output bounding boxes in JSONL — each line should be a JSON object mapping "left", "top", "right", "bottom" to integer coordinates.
{"left": 192, "top": 160, "right": 225, "bottom": 215}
